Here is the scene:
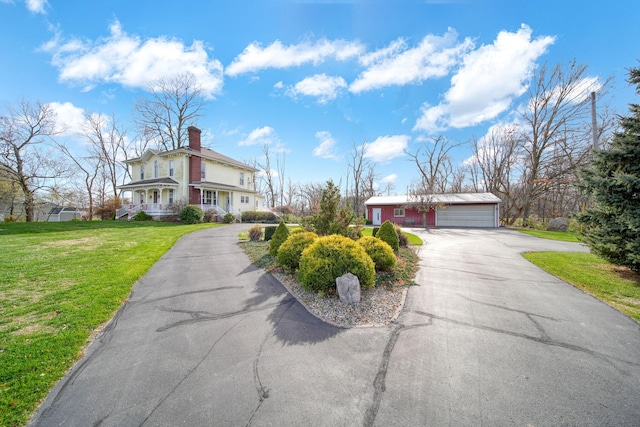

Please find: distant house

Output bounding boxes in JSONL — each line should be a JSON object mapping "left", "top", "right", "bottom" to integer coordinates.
{"left": 117, "top": 126, "right": 261, "bottom": 220}
{"left": 365, "top": 193, "right": 501, "bottom": 228}
{"left": 47, "top": 206, "right": 82, "bottom": 222}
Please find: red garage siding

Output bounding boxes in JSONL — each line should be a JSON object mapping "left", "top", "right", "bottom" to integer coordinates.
{"left": 367, "top": 205, "right": 435, "bottom": 227}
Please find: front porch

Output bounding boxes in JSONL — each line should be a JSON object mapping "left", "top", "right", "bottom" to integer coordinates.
{"left": 116, "top": 202, "right": 235, "bottom": 220}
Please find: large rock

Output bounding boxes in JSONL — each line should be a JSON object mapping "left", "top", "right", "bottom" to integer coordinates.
{"left": 547, "top": 217, "right": 569, "bottom": 232}
{"left": 336, "top": 273, "right": 361, "bottom": 304}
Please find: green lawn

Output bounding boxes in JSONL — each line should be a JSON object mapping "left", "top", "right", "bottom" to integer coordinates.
{"left": 362, "top": 227, "right": 423, "bottom": 246}
{"left": 512, "top": 228, "right": 582, "bottom": 242}
{"left": 0, "top": 221, "right": 221, "bottom": 427}
{"left": 524, "top": 251, "right": 640, "bottom": 322}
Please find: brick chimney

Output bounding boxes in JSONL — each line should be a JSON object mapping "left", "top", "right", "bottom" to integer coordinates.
{"left": 188, "top": 126, "right": 202, "bottom": 204}
{"left": 188, "top": 126, "right": 201, "bottom": 152}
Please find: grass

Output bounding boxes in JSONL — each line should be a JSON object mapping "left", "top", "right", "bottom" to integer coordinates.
{"left": 0, "top": 220, "right": 221, "bottom": 427}
{"left": 361, "top": 227, "right": 423, "bottom": 246}
{"left": 524, "top": 251, "right": 640, "bottom": 322}
{"left": 512, "top": 228, "right": 582, "bottom": 242}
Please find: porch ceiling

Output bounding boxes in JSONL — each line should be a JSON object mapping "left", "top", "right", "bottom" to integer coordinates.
{"left": 119, "top": 177, "right": 179, "bottom": 190}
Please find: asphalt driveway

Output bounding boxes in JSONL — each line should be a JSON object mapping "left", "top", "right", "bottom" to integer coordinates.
{"left": 30, "top": 225, "right": 640, "bottom": 426}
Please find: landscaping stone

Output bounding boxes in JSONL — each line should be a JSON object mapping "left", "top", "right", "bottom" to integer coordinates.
{"left": 336, "top": 273, "right": 361, "bottom": 304}
{"left": 547, "top": 217, "right": 569, "bottom": 232}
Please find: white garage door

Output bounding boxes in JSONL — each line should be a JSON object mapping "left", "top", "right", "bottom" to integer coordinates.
{"left": 436, "top": 204, "right": 497, "bottom": 228}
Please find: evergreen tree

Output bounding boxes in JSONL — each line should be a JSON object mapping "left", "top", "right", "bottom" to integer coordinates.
{"left": 312, "top": 180, "right": 359, "bottom": 238}
{"left": 577, "top": 65, "right": 640, "bottom": 272}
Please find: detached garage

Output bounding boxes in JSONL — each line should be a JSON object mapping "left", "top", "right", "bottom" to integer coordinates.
{"left": 365, "top": 193, "right": 501, "bottom": 228}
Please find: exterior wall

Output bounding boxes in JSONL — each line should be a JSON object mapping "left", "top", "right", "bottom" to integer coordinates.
{"left": 367, "top": 205, "right": 435, "bottom": 227}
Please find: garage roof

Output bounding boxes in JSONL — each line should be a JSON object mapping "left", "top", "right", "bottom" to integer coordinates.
{"left": 365, "top": 192, "right": 501, "bottom": 206}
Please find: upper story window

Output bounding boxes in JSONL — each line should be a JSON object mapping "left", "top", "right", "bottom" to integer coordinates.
{"left": 239, "top": 172, "right": 245, "bottom": 186}
{"left": 140, "top": 165, "right": 145, "bottom": 180}
{"left": 201, "top": 162, "right": 206, "bottom": 180}
{"left": 154, "top": 160, "right": 159, "bottom": 178}
{"left": 169, "top": 160, "right": 174, "bottom": 177}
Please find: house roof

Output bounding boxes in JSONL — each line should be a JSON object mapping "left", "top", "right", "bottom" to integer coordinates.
{"left": 125, "top": 146, "right": 257, "bottom": 172}
{"left": 118, "top": 177, "right": 179, "bottom": 189}
{"left": 48, "top": 206, "right": 80, "bottom": 214}
{"left": 365, "top": 192, "right": 501, "bottom": 206}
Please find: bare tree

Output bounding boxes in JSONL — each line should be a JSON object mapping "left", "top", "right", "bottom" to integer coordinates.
{"left": 257, "top": 143, "right": 276, "bottom": 208}
{"left": 516, "top": 60, "right": 609, "bottom": 223}
{"left": 135, "top": 73, "right": 205, "bottom": 151}
{"left": 57, "top": 143, "right": 102, "bottom": 220}
{"left": 405, "top": 136, "right": 462, "bottom": 227}
{"left": 83, "top": 113, "right": 129, "bottom": 198}
{"left": 0, "top": 100, "right": 68, "bottom": 221}
{"left": 344, "top": 141, "right": 370, "bottom": 217}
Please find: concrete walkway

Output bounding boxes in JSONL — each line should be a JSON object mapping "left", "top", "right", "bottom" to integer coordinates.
{"left": 30, "top": 225, "right": 640, "bottom": 426}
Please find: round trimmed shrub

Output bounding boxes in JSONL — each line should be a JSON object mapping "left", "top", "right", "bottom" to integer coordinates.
{"left": 277, "top": 231, "right": 318, "bottom": 271}
{"left": 132, "top": 210, "right": 153, "bottom": 221}
{"left": 298, "top": 235, "right": 375, "bottom": 293}
{"left": 377, "top": 220, "right": 399, "bottom": 252}
{"left": 180, "top": 205, "right": 204, "bottom": 224}
{"left": 248, "top": 224, "right": 263, "bottom": 241}
{"left": 223, "top": 213, "right": 235, "bottom": 223}
{"left": 269, "top": 221, "right": 290, "bottom": 256}
{"left": 357, "top": 236, "right": 396, "bottom": 271}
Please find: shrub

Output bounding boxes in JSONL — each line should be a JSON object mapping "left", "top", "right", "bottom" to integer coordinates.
{"left": 248, "top": 224, "right": 263, "bottom": 241}
{"left": 377, "top": 220, "right": 399, "bottom": 252}
{"left": 357, "top": 236, "right": 396, "bottom": 271}
{"left": 180, "top": 205, "right": 204, "bottom": 224}
{"left": 223, "top": 213, "right": 235, "bottom": 223}
{"left": 203, "top": 209, "right": 217, "bottom": 222}
{"left": 264, "top": 226, "right": 277, "bottom": 241}
{"left": 372, "top": 227, "right": 380, "bottom": 237}
{"left": 394, "top": 224, "right": 409, "bottom": 247}
{"left": 269, "top": 221, "right": 290, "bottom": 256}
{"left": 298, "top": 235, "right": 375, "bottom": 293}
{"left": 132, "top": 210, "right": 153, "bottom": 221}
{"left": 241, "top": 210, "right": 278, "bottom": 223}
{"left": 277, "top": 231, "right": 318, "bottom": 271}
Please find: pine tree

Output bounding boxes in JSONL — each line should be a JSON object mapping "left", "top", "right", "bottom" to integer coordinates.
{"left": 577, "top": 65, "right": 640, "bottom": 272}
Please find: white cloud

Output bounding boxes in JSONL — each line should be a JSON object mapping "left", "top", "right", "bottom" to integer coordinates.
{"left": 41, "top": 20, "right": 224, "bottom": 98}
{"left": 312, "top": 131, "right": 340, "bottom": 160}
{"left": 350, "top": 29, "right": 473, "bottom": 93}
{"left": 48, "top": 101, "right": 86, "bottom": 135}
{"left": 238, "top": 126, "right": 278, "bottom": 146}
{"left": 381, "top": 173, "right": 398, "bottom": 184}
{"left": 362, "top": 135, "right": 410, "bottom": 162}
{"left": 414, "top": 24, "right": 555, "bottom": 133}
{"left": 26, "top": 0, "right": 47, "bottom": 13}
{"left": 288, "top": 74, "right": 347, "bottom": 104}
{"left": 273, "top": 81, "right": 284, "bottom": 89}
{"left": 226, "top": 38, "right": 365, "bottom": 76}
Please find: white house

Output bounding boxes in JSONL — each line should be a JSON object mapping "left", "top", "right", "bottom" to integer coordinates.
{"left": 118, "top": 126, "right": 261, "bottom": 220}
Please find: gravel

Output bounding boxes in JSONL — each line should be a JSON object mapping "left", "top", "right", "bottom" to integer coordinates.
{"left": 271, "top": 269, "right": 407, "bottom": 328}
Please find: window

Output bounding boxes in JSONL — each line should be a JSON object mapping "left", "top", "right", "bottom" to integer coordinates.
{"left": 201, "top": 162, "right": 206, "bottom": 180}
{"left": 241, "top": 195, "right": 250, "bottom": 204}
{"left": 239, "top": 172, "right": 245, "bottom": 186}
{"left": 204, "top": 191, "right": 213, "bottom": 205}
{"left": 169, "top": 160, "right": 174, "bottom": 177}
{"left": 168, "top": 189, "right": 174, "bottom": 204}
{"left": 140, "top": 165, "right": 145, "bottom": 180}
{"left": 394, "top": 208, "right": 405, "bottom": 217}
{"left": 154, "top": 160, "right": 159, "bottom": 178}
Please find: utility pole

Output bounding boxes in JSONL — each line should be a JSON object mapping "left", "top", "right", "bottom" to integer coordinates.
{"left": 591, "top": 91, "right": 598, "bottom": 149}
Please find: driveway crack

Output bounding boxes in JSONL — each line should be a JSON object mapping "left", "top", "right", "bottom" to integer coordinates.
{"left": 363, "top": 321, "right": 433, "bottom": 427}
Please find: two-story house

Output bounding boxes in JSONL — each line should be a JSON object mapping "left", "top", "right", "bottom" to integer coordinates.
{"left": 117, "top": 126, "right": 261, "bottom": 220}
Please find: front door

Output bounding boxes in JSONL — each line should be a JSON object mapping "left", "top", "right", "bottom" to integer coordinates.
{"left": 372, "top": 208, "right": 382, "bottom": 226}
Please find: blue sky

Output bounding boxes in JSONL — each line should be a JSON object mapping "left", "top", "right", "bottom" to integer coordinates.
{"left": 1, "top": 0, "right": 639, "bottom": 196}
